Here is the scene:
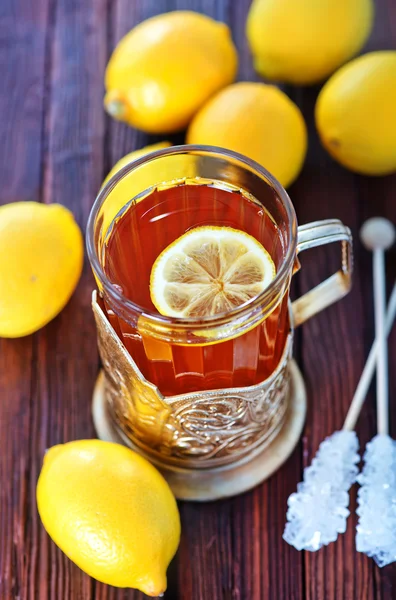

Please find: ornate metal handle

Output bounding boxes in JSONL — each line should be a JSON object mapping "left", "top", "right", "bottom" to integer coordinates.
{"left": 292, "top": 219, "right": 353, "bottom": 327}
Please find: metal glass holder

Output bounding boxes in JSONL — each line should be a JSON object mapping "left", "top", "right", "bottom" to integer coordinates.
{"left": 91, "top": 292, "right": 307, "bottom": 500}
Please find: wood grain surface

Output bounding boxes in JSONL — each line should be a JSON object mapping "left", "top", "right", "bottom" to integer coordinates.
{"left": 1, "top": 1, "right": 396, "bottom": 599}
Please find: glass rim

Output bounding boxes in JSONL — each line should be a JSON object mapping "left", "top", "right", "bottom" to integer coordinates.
{"left": 86, "top": 144, "right": 298, "bottom": 328}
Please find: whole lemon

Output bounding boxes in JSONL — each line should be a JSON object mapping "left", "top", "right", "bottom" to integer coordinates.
{"left": 37, "top": 440, "right": 181, "bottom": 596}
{"left": 316, "top": 51, "right": 396, "bottom": 175}
{"left": 0, "top": 202, "right": 83, "bottom": 338}
{"left": 246, "top": 0, "right": 374, "bottom": 85}
{"left": 187, "top": 82, "right": 307, "bottom": 188}
{"left": 104, "top": 11, "right": 237, "bottom": 133}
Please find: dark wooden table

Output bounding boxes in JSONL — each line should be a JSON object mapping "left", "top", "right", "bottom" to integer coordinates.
{"left": 1, "top": 1, "right": 396, "bottom": 598}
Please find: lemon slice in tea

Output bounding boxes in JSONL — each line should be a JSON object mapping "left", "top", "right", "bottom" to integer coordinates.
{"left": 150, "top": 226, "right": 276, "bottom": 318}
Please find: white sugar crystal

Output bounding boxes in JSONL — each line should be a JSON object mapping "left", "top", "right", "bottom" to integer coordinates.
{"left": 283, "top": 430, "right": 360, "bottom": 551}
{"left": 356, "top": 434, "right": 396, "bottom": 567}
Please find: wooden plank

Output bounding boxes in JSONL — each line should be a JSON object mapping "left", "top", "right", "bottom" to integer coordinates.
{"left": 0, "top": 339, "right": 34, "bottom": 599}
{"left": 26, "top": 0, "right": 108, "bottom": 597}
{"left": 0, "top": 1, "right": 50, "bottom": 598}
{"left": 0, "top": 0, "right": 50, "bottom": 203}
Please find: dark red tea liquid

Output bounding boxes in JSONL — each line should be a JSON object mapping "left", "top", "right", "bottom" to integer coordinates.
{"left": 103, "top": 181, "right": 290, "bottom": 396}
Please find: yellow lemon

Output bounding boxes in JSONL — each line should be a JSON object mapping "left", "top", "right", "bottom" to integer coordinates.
{"left": 37, "top": 440, "right": 180, "bottom": 596}
{"left": 150, "top": 226, "right": 276, "bottom": 318}
{"left": 187, "top": 82, "right": 307, "bottom": 188}
{"left": 104, "top": 11, "right": 238, "bottom": 133}
{"left": 103, "top": 141, "right": 171, "bottom": 185}
{"left": 0, "top": 202, "right": 83, "bottom": 338}
{"left": 246, "top": 0, "right": 374, "bottom": 85}
{"left": 315, "top": 51, "right": 396, "bottom": 176}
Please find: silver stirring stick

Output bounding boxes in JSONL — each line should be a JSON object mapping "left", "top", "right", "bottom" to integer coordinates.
{"left": 356, "top": 218, "right": 396, "bottom": 567}
{"left": 283, "top": 281, "right": 396, "bottom": 552}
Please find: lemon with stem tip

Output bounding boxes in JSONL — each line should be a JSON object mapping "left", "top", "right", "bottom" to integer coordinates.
{"left": 37, "top": 440, "right": 181, "bottom": 596}
{"left": 105, "top": 11, "right": 237, "bottom": 133}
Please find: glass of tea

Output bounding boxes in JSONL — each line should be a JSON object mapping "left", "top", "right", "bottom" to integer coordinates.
{"left": 87, "top": 145, "right": 352, "bottom": 499}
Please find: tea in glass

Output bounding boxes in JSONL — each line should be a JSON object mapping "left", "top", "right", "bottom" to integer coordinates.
{"left": 101, "top": 179, "right": 291, "bottom": 396}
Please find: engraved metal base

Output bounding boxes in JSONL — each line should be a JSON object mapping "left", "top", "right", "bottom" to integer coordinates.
{"left": 92, "top": 360, "right": 306, "bottom": 501}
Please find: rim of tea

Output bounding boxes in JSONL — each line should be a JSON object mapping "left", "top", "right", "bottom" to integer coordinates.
{"left": 86, "top": 145, "right": 298, "bottom": 329}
